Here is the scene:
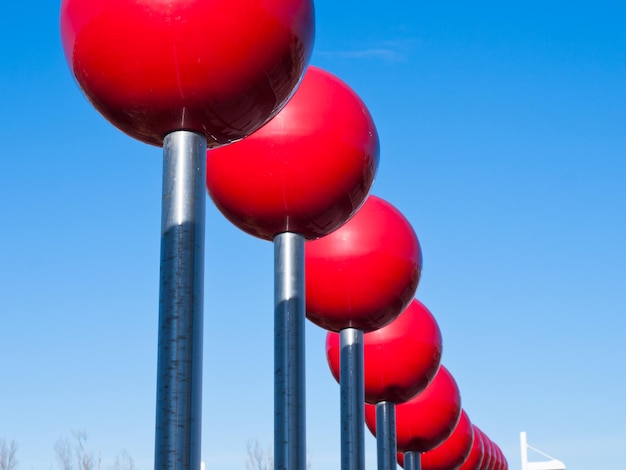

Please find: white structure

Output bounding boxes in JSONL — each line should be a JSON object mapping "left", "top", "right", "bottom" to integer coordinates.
{"left": 520, "top": 432, "right": 565, "bottom": 470}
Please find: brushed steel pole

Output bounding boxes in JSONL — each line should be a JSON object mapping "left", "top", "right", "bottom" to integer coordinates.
{"left": 155, "top": 131, "right": 206, "bottom": 470}
{"left": 340, "top": 328, "right": 365, "bottom": 470}
{"left": 376, "top": 401, "right": 397, "bottom": 470}
{"left": 274, "top": 232, "right": 306, "bottom": 470}
{"left": 404, "top": 451, "right": 421, "bottom": 470}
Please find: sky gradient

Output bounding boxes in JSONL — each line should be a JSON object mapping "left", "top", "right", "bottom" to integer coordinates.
{"left": 1, "top": 1, "right": 625, "bottom": 469}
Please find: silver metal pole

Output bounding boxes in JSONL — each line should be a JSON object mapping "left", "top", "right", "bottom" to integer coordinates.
{"left": 340, "top": 328, "right": 365, "bottom": 470}
{"left": 404, "top": 451, "right": 421, "bottom": 470}
{"left": 376, "top": 401, "right": 397, "bottom": 470}
{"left": 274, "top": 232, "right": 306, "bottom": 470}
{"left": 155, "top": 131, "right": 207, "bottom": 470}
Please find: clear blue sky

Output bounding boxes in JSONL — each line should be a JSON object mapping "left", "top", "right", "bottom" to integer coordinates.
{"left": 1, "top": 1, "right": 625, "bottom": 469}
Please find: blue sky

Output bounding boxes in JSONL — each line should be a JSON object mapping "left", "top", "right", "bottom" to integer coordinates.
{"left": 1, "top": 1, "right": 625, "bottom": 469}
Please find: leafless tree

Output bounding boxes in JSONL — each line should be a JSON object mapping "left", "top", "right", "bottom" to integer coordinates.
{"left": 245, "top": 440, "right": 272, "bottom": 470}
{"left": 55, "top": 436, "right": 73, "bottom": 470}
{"left": 54, "top": 431, "right": 101, "bottom": 470}
{"left": 113, "top": 450, "right": 134, "bottom": 470}
{"left": 0, "top": 438, "right": 18, "bottom": 470}
{"left": 245, "top": 439, "right": 311, "bottom": 469}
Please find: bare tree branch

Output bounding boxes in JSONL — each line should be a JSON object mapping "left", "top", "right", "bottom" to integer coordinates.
{"left": 245, "top": 439, "right": 312, "bottom": 469}
{"left": 0, "top": 438, "right": 18, "bottom": 470}
{"left": 245, "top": 439, "right": 272, "bottom": 470}
{"left": 114, "top": 450, "right": 135, "bottom": 470}
{"left": 55, "top": 431, "right": 101, "bottom": 470}
{"left": 55, "top": 436, "right": 73, "bottom": 470}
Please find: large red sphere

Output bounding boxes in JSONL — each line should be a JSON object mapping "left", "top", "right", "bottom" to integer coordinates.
{"left": 420, "top": 410, "right": 474, "bottom": 470}
{"left": 326, "top": 299, "right": 442, "bottom": 403}
{"left": 458, "top": 425, "right": 486, "bottom": 470}
{"left": 365, "top": 365, "right": 461, "bottom": 452}
{"left": 60, "top": 0, "right": 314, "bottom": 146}
{"left": 306, "top": 195, "right": 422, "bottom": 332}
{"left": 206, "top": 66, "right": 378, "bottom": 240}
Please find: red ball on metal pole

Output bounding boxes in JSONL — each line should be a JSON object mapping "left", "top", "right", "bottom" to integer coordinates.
{"left": 60, "top": 0, "right": 314, "bottom": 467}
{"left": 307, "top": 195, "right": 422, "bottom": 469}
{"left": 207, "top": 66, "right": 379, "bottom": 469}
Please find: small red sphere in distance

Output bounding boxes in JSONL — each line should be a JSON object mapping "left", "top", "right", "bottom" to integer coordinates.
{"left": 492, "top": 442, "right": 505, "bottom": 470}
{"left": 60, "top": 0, "right": 314, "bottom": 146}
{"left": 421, "top": 409, "right": 474, "bottom": 470}
{"left": 487, "top": 439, "right": 498, "bottom": 470}
{"left": 306, "top": 195, "right": 422, "bottom": 332}
{"left": 458, "top": 425, "right": 486, "bottom": 470}
{"left": 365, "top": 365, "right": 462, "bottom": 452}
{"left": 496, "top": 444, "right": 504, "bottom": 470}
{"left": 490, "top": 439, "right": 501, "bottom": 470}
{"left": 326, "top": 299, "right": 442, "bottom": 403}
{"left": 500, "top": 449, "right": 508, "bottom": 470}
{"left": 206, "top": 66, "right": 379, "bottom": 240}
{"left": 476, "top": 430, "right": 494, "bottom": 470}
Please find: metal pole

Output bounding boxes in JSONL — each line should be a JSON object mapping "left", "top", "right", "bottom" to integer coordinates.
{"left": 404, "top": 451, "right": 421, "bottom": 470}
{"left": 274, "top": 232, "right": 306, "bottom": 470}
{"left": 376, "top": 401, "right": 397, "bottom": 470}
{"left": 155, "top": 131, "right": 207, "bottom": 470}
{"left": 340, "top": 328, "right": 365, "bottom": 470}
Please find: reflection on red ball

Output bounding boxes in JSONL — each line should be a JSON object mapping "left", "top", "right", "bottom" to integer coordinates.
{"left": 306, "top": 195, "right": 421, "bottom": 332}
{"left": 365, "top": 365, "right": 461, "bottom": 452}
{"left": 60, "top": 0, "right": 314, "bottom": 146}
{"left": 421, "top": 410, "right": 474, "bottom": 470}
{"left": 206, "top": 66, "right": 378, "bottom": 240}
{"left": 326, "top": 299, "right": 441, "bottom": 403}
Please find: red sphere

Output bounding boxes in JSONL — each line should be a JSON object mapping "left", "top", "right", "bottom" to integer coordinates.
{"left": 458, "top": 425, "right": 486, "bottom": 470}
{"left": 365, "top": 365, "right": 461, "bottom": 452}
{"left": 326, "top": 299, "right": 442, "bottom": 403}
{"left": 306, "top": 195, "right": 422, "bottom": 332}
{"left": 487, "top": 439, "right": 498, "bottom": 470}
{"left": 490, "top": 441, "right": 502, "bottom": 470}
{"left": 493, "top": 445, "right": 504, "bottom": 470}
{"left": 60, "top": 0, "right": 314, "bottom": 146}
{"left": 493, "top": 442, "right": 505, "bottom": 470}
{"left": 421, "top": 410, "right": 474, "bottom": 470}
{"left": 500, "top": 449, "right": 508, "bottom": 470}
{"left": 206, "top": 66, "right": 378, "bottom": 240}
{"left": 476, "top": 431, "right": 494, "bottom": 470}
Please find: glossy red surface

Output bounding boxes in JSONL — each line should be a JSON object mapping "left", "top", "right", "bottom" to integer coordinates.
{"left": 458, "top": 425, "right": 486, "bottom": 470}
{"left": 326, "top": 299, "right": 442, "bottom": 403}
{"left": 60, "top": 0, "right": 314, "bottom": 146}
{"left": 500, "top": 448, "right": 508, "bottom": 470}
{"left": 420, "top": 410, "right": 474, "bottom": 470}
{"left": 365, "top": 365, "right": 462, "bottom": 452}
{"left": 306, "top": 195, "right": 422, "bottom": 332}
{"left": 495, "top": 444, "right": 506, "bottom": 470}
{"left": 489, "top": 439, "right": 498, "bottom": 470}
{"left": 493, "top": 445, "right": 503, "bottom": 470}
{"left": 477, "top": 431, "right": 494, "bottom": 470}
{"left": 206, "top": 66, "right": 378, "bottom": 240}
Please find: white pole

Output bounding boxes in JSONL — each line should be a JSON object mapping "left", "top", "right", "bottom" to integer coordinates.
{"left": 520, "top": 432, "right": 528, "bottom": 470}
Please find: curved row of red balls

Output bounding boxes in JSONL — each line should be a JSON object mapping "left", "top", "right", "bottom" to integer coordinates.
{"left": 60, "top": 0, "right": 507, "bottom": 468}
{"left": 205, "top": 64, "right": 508, "bottom": 470}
